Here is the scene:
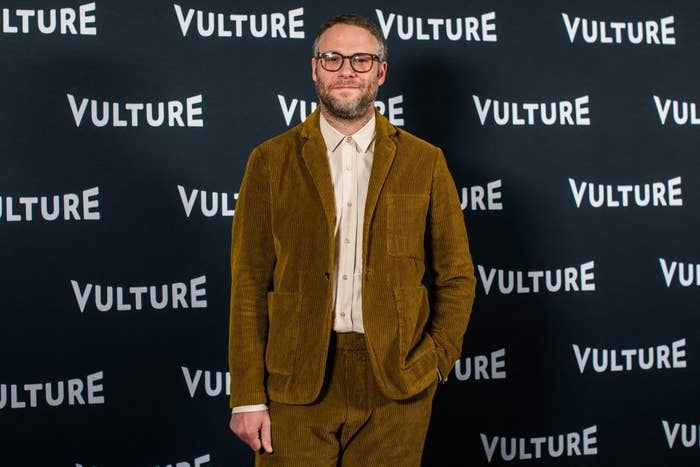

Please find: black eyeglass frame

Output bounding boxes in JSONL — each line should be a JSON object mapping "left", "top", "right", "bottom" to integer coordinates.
{"left": 315, "top": 52, "right": 382, "bottom": 73}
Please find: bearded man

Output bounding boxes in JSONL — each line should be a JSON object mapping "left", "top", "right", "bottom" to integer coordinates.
{"left": 228, "top": 13, "right": 476, "bottom": 466}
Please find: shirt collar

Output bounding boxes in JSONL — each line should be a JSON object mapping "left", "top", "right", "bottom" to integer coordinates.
{"left": 319, "top": 112, "right": 376, "bottom": 154}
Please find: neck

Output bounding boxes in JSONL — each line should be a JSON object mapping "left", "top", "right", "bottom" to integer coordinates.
{"left": 320, "top": 106, "right": 374, "bottom": 136}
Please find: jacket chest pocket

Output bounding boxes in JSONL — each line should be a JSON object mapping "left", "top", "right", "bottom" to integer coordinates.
{"left": 386, "top": 194, "right": 429, "bottom": 259}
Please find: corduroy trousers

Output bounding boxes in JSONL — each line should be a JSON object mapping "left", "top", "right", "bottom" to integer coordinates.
{"left": 255, "top": 332, "right": 438, "bottom": 467}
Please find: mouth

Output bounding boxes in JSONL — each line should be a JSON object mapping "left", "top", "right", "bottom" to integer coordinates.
{"left": 332, "top": 87, "right": 361, "bottom": 97}
{"left": 332, "top": 82, "right": 360, "bottom": 90}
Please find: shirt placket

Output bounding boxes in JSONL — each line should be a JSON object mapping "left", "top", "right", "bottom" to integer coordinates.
{"left": 337, "top": 136, "right": 358, "bottom": 331}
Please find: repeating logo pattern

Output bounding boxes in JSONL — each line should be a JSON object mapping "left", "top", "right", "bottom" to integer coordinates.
{"left": 2, "top": 2, "right": 696, "bottom": 465}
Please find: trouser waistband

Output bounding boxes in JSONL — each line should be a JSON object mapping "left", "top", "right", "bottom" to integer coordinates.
{"left": 333, "top": 331, "right": 366, "bottom": 350}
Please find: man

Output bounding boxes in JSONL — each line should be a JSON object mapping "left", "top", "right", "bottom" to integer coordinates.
{"left": 228, "top": 13, "right": 476, "bottom": 466}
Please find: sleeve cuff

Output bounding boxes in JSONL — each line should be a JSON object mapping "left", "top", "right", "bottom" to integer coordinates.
{"left": 231, "top": 404, "right": 268, "bottom": 414}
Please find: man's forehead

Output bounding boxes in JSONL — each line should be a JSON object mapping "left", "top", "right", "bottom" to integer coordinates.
{"left": 318, "top": 23, "right": 380, "bottom": 52}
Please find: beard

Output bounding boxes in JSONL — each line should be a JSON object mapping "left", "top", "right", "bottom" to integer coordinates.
{"left": 315, "top": 77, "right": 378, "bottom": 121}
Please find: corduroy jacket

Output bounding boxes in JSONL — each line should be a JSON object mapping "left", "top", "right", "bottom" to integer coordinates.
{"left": 228, "top": 108, "right": 475, "bottom": 407}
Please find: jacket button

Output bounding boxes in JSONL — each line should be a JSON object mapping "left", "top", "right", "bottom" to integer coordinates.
{"left": 324, "top": 272, "right": 330, "bottom": 280}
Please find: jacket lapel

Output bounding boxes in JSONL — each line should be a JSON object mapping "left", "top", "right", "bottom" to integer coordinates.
{"left": 363, "top": 111, "right": 397, "bottom": 245}
{"left": 300, "top": 110, "right": 336, "bottom": 234}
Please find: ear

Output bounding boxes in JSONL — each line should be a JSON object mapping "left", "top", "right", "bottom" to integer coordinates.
{"left": 377, "top": 61, "right": 387, "bottom": 86}
{"left": 311, "top": 57, "right": 318, "bottom": 82}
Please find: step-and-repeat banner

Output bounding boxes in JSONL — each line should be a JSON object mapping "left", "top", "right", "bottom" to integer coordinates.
{"left": 2, "top": 1, "right": 699, "bottom": 466}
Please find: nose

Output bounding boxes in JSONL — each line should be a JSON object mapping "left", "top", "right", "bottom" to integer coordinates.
{"left": 338, "top": 57, "right": 356, "bottom": 76}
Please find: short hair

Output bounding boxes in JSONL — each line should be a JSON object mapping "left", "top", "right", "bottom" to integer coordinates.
{"left": 312, "top": 14, "right": 388, "bottom": 62}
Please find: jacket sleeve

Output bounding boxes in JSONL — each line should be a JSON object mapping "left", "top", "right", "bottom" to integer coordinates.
{"left": 228, "top": 147, "right": 276, "bottom": 407}
{"left": 427, "top": 148, "right": 476, "bottom": 380}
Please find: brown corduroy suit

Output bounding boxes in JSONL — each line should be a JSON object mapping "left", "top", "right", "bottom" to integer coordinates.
{"left": 229, "top": 107, "right": 476, "bottom": 462}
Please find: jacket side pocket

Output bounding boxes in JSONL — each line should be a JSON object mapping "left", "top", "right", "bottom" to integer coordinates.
{"left": 265, "top": 292, "right": 301, "bottom": 375}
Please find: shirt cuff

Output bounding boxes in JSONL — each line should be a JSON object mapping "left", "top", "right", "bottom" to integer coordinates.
{"left": 231, "top": 404, "right": 268, "bottom": 414}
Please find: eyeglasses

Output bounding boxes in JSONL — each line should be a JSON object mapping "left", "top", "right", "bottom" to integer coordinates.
{"left": 316, "top": 52, "right": 381, "bottom": 73}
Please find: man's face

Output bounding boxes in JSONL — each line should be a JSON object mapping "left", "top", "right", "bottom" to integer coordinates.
{"left": 312, "top": 23, "right": 387, "bottom": 121}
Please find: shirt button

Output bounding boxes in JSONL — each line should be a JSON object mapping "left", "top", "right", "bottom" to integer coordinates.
{"left": 340, "top": 312, "right": 346, "bottom": 317}
{"left": 344, "top": 238, "right": 350, "bottom": 244}
{"left": 343, "top": 274, "right": 348, "bottom": 280}
{"left": 345, "top": 137, "right": 353, "bottom": 143}
{"left": 347, "top": 202, "right": 352, "bottom": 207}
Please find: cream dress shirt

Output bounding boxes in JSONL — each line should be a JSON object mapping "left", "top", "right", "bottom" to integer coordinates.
{"left": 319, "top": 112, "right": 375, "bottom": 333}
